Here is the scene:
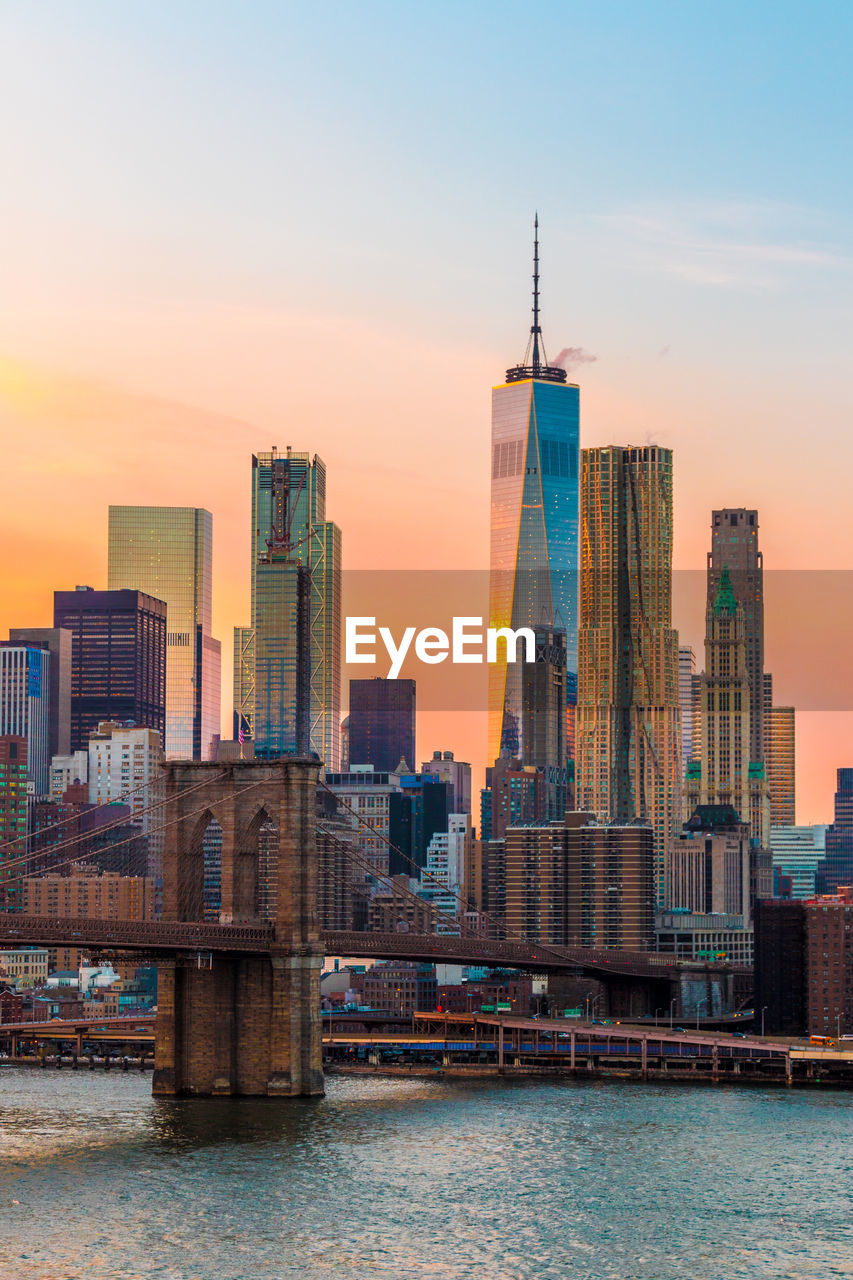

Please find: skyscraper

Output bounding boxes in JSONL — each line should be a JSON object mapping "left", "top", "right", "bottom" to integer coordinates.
{"left": 687, "top": 567, "right": 770, "bottom": 847}
{"left": 107, "top": 507, "right": 221, "bottom": 761}
{"left": 0, "top": 736, "right": 28, "bottom": 910}
{"left": 678, "top": 645, "right": 696, "bottom": 764}
{"left": 707, "top": 509, "right": 764, "bottom": 762}
{"left": 0, "top": 644, "right": 51, "bottom": 797}
{"left": 763, "top": 672, "right": 795, "bottom": 828}
{"left": 349, "top": 678, "right": 416, "bottom": 773}
{"left": 576, "top": 445, "right": 682, "bottom": 899}
{"left": 8, "top": 627, "right": 71, "bottom": 760}
{"left": 817, "top": 768, "right": 853, "bottom": 894}
{"left": 488, "top": 219, "right": 578, "bottom": 779}
{"left": 54, "top": 587, "right": 167, "bottom": 752}
{"left": 237, "top": 448, "right": 341, "bottom": 767}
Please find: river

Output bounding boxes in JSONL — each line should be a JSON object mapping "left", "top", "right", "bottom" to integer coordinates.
{"left": 1, "top": 1068, "right": 851, "bottom": 1279}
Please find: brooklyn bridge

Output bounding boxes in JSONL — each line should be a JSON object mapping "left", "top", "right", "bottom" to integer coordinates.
{"left": 0, "top": 759, "right": 748, "bottom": 1097}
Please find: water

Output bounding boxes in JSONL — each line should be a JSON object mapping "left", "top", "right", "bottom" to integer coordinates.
{"left": 1, "top": 1069, "right": 852, "bottom": 1280}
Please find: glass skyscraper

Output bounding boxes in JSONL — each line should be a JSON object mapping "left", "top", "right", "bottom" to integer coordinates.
{"left": 488, "top": 221, "right": 579, "bottom": 798}
{"left": 107, "top": 507, "right": 220, "bottom": 761}
{"left": 239, "top": 448, "right": 341, "bottom": 767}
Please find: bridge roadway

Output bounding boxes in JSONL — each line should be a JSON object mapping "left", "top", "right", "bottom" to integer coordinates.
{"left": 0, "top": 915, "right": 745, "bottom": 981}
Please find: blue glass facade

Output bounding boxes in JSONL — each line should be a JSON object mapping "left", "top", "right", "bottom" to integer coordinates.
{"left": 488, "top": 378, "right": 579, "bottom": 772}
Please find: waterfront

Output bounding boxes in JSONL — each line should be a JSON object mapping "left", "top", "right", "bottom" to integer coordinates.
{"left": 0, "top": 1071, "right": 851, "bottom": 1279}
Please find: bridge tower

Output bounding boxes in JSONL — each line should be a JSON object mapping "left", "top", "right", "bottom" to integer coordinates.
{"left": 152, "top": 758, "right": 324, "bottom": 1098}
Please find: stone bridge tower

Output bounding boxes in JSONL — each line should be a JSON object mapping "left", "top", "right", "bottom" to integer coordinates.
{"left": 152, "top": 758, "right": 324, "bottom": 1098}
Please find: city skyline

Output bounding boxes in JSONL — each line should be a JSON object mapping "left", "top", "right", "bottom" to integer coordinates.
{"left": 1, "top": 5, "right": 851, "bottom": 819}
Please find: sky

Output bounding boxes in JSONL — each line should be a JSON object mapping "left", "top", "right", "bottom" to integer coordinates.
{"left": 1, "top": 1, "right": 851, "bottom": 820}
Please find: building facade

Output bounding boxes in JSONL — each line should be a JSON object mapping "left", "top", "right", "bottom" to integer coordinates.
{"left": 817, "top": 768, "right": 853, "bottom": 894}
{"left": 8, "top": 627, "right": 71, "bottom": 761}
{"left": 0, "top": 737, "right": 28, "bottom": 909}
{"left": 54, "top": 587, "right": 166, "bottom": 753}
{"left": 576, "top": 444, "right": 682, "bottom": 901}
{"left": 488, "top": 222, "right": 579, "bottom": 782}
{"left": 349, "top": 678, "right": 416, "bottom": 773}
{"left": 421, "top": 750, "right": 472, "bottom": 816}
{"left": 686, "top": 568, "right": 770, "bottom": 847}
{"left": 108, "top": 506, "right": 221, "bottom": 762}
{"left": 236, "top": 448, "right": 341, "bottom": 768}
{"left": 707, "top": 509, "right": 764, "bottom": 763}
{"left": 0, "top": 643, "right": 51, "bottom": 797}
{"left": 770, "top": 824, "right": 827, "bottom": 900}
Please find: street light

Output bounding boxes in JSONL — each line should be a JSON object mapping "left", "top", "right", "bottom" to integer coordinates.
{"left": 761, "top": 1005, "right": 768, "bottom": 1038}
{"left": 669, "top": 998, "right": 677, "bottom": 1030}
{"left": 655, "top": 1008, "right": 662, "bottom": 1028}
{"left": 695, "top": 997, "right": 708, "bottom": 1030}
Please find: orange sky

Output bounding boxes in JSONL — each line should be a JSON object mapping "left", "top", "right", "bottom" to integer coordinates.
{"left": 1, "top": 342, "right": 848, "bottom": 824}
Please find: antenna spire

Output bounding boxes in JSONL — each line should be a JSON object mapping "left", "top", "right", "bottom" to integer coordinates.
{"left": 531, "top": 212, "right": 541, "bottom": 375}
{"left": 505, "top": 213, "right": 567, "bottom": 385}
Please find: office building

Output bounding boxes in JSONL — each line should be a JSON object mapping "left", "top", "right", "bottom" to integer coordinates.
{"left": 762, "top": 673, "right": 795, "bottom": 827}
{"left": 237, "top": 447, "right": 341, "bottom": 767}
{"left": 388, "top": 771, "right": 451, "bottom": 877}
{"left": 54, "top": 587, "right": 166, "bottom": 752}
{"left": 421, "top": 751, "right": 472, "bottom": 816}
{"left": 666, "top": 805, "right": 752, "bottom": 920}
{"left": 8, "top": 627, "right": 71, "bottom": 760}
{"left": 324, "top": 766, "right": 400, "bottom": 883}
{"left": 655, "top": 912, "right": 755, "bottom": 965}
{"left": 576, "top": 444, "right": 682, "bottom": 900}
{"left": 108, "top": 506, "right": 221, "bottom": 761}
{"left": 770, "top": 824, "right": 827, "bottom": 900}
{"left": 0, "top": 737, "right": 28, "bottom": 910}
{"left": 678, "top": 646, "right": 696, "bottom": 764}
{"left": 817, "top": 769, "right": 853, "bottom": 894}
{"left": 360, "top": 962, "right": 437, "bottom": 1016}
{"left": 707, "top": 509, "right": 764, "bottom": 763}
{"left": 0, "top": 643, "right": 51, "bottom": 797}
{"left": 418, "top": 814, "right": 472, "bottom": 934}
{"left": 488, "top": 219, "right": 579, "bottom": 772}
{"left": 349, "top": 678, "right": 416, "bottom": 773}
{"left": 686, "top": 568, "right": 770, "bottom": 847}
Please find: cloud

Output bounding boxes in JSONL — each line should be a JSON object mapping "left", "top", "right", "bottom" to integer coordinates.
{"left": 552, "top": 346, "right": 598, "bottom": 374}
{"left": 601, "top": 201, "right": 849, "bottom": 292}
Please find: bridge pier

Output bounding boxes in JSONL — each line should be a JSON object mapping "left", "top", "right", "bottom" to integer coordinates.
{"left": 153, "top": 759, "right": 324, "bottom": 1099}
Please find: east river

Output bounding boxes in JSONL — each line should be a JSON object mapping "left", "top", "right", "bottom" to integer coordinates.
{"left": 1, "top": 1069, "right": 852, "bottom": 1279}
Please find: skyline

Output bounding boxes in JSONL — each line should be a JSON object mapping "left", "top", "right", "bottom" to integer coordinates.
{"left": 1, "top": 2, "right": 851, "bottom": 819}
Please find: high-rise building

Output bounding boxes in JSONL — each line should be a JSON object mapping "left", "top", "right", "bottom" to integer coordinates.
{"left": 108, "top": 507, "right": 221, "bottom": 761}
{"left": 678, "top": 646, "right": 696, "bottom": 764}
{"left": 503, "top": 812, "right": 655, "bottom": 950}
{"left": 707, "top": 509, "right": 764, "bottom": 763}
{"left": 762, "top": 675, "right": 795, "bottom": 827}
{"left": 488, "top": 219, "right": 579, "bottom": 777}
{"left": 686, "top": 568, "right": 770, "bottom": 847}
{"left": 0, "top": 644, "right": 51, "bottom": 797}
{"left": 755, "top": 893, "right": 853, "bottom": 1038}
{"left": 324, "top": 766, "right": 401, "bottom": 883}
{"left": 0, "top": 737, "right": 28, "bottom": 909}
{"left": 817, "top": 769, "right": 853, "bottom": 895}
{"left": 565, "top": 815, "right": 656, "bottom": 951}
{"left": 388, "top": 772, "right": 451, "bottom": 878}
{"left": 87, "top": 722, "right": 163, "bottom": 833}
{"left": 349, "top": 678, "right": 416, "bottom": 773}
{"left": 8, "top": 627, "right": 71, "bottom": 760}
{"left": 54, "top": 587, "right": 166, "bottom": 752}
{"left": 421, "top": 750, "right": 472, "bottom": 816}
{"left": 480, "top": 755, "right": 546, "bottom": 842}
{"left": 770, "top": 824, "right": 828, "bottom": 900}
{"left": 666, "top": 806, "right": 752, "bottom": 920}
{"left": 238, "top": 448, "right": 341, "bottom": 767}
{"left": 576, "top": 445, "right": 682, "bottom": 900}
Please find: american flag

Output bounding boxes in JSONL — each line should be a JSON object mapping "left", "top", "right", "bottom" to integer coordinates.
{"left": 238, "top": 726, "right": 245, "bottom": 745}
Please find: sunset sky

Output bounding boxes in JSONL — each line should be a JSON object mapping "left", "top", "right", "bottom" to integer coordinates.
{"left": 1, "top": 2, "right": 851, "bottom": 819}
